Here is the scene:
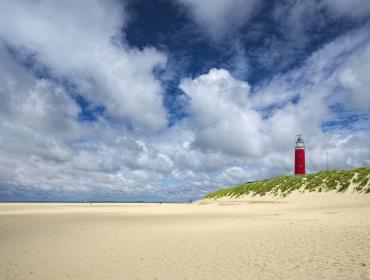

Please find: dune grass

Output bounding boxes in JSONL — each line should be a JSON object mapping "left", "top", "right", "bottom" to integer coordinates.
{"left": 205, "top": 166, "right": 370, "bottom": 199}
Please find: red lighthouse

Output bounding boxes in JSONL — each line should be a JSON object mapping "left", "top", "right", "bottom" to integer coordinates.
{"left": 295, "top": 135, "right": 306, "bottom": 175}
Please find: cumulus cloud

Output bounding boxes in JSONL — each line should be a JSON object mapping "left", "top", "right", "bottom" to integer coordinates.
{"left": 179, "top": 66, "right": 323, "bottom": 158}
{"left": 0, "top": 46, "right": 80, "bottom": 161}
{"left": 0, "top": 0, "right": 167, "bottom": 131}
{"left": 0, "top": 0, "right": 172, "bottom": 200}
{"left": 180, "top": 68, "right": 267, "bottom": 157}
{"left": 0, "top": 58, "right": 173, "bottom": 199}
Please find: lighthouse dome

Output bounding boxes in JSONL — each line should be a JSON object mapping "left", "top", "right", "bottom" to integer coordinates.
{"left": 295, "top": 135, "right": 305, "bottom": 149}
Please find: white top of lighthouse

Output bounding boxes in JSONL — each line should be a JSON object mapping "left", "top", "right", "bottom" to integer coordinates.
{"left": 295, "top": 134, "right": 305, "bottom": 149}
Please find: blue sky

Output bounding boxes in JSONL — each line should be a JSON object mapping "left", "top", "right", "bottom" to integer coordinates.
{"left": 0, "top": 0, "right": 369, "bottom": 201}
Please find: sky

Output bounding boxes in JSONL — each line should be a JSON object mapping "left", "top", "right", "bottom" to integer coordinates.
{"left": 0, "top": 0, "right": 369, "bottom": 202}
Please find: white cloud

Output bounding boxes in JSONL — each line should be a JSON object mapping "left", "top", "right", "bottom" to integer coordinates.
{"left": 176, "top": 0, "right": 259, "bottom": 39}
{"left": 0, "top": 0, "right": 173, "bottom": 200}
{"left": 337, "top": 42, "right": 370, "bottom": 110}
{"left": 180, "top": 68, "right": 267, "bottom": 157}
{"left": 0, "top": 0, "right": 167, "bottom": 131}
{"left": 179, "top": 66, "right": 324, "bottom": 158}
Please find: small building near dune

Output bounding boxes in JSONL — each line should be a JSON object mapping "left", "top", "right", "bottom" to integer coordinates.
{"left": 295, "top": 135, "right": 306, "bottom": 175}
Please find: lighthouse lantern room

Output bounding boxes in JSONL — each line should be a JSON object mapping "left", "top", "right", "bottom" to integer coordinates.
{"left": 294, "top": 135, "right": 306, "bottom": 175}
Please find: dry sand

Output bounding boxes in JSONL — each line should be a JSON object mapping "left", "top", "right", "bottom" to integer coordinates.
{"left": 1, "top": 193, "right": 370, "bottom": 280}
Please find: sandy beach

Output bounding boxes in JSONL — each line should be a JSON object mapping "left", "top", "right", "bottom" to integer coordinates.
{"left": 1, "top": 194, "right": 370, "bottom": 280}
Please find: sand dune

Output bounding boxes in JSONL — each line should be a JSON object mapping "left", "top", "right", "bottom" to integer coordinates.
{"left": 1, "top": 194, "right": 370, "bottom": 279}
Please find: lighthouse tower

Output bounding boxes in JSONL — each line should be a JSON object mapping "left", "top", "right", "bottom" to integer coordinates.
{"left": 295, "top": 135, "right": 306, "bottom": 175}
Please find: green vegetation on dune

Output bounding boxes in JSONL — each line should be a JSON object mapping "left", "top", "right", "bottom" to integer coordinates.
{"left": 205, "top": 166, "right": 370, "bottom": 199}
